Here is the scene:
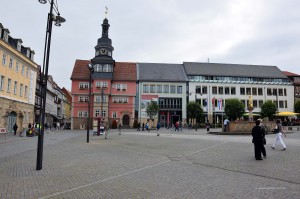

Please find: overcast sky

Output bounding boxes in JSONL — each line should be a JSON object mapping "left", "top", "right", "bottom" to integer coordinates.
{"left": 1, "top": 0, "right": 300, "bottom": 90}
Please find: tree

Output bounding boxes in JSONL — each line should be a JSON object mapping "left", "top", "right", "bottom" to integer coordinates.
{"left": 146, "top": 101, "right": 159, "bottom": 126}
{"left": 260, "top": 100, "right": 277, "bottom": 120}
{"left": 294, "top": 101, "right": 300, "bottom": 113}
{"left": 224, "top": 99, "right": 245, "bottom": 120}
{"left": 187, "top": 102, "right": 203, "bottom": 125}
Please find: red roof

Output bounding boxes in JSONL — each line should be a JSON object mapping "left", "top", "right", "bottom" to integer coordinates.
{"left": 70, "top": 60, "right": 137, "bottom": 81}
{"left": 282, "top": 71, "right": 300, "bottom": 77}
{"left": 114, "top": 62, "right": 137, "bottom": 81}
{"left": 70, "top": 59, "right": 91, "bottom": 80}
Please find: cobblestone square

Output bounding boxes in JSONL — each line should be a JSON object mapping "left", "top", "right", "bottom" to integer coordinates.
{"left": 0, "top": 128, "right": 299, "bottom": 199}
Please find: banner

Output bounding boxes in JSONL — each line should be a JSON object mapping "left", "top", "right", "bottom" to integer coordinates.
{"left": 217, "top": 99, "right": 222, "bottom": 110}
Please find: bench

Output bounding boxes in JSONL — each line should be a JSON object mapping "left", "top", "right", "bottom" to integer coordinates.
{"left": 0, "top": 128, "right": 7, "bottom": 140}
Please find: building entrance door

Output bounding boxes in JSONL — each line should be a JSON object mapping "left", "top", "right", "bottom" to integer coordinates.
{"left": 7, "top": 112, "right": 17, "bottom": 133}
{"left": 122, "top": 115, "right": 130, "bottom": 126}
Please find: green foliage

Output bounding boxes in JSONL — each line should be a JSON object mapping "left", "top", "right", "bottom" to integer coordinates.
{"left": 187, "top": 102, "right": 203, "bottom": 125}
{"left": 111, "top": 120, "right": 117, "bottom": 129}
{"left": 146, "top": 101, "right": 159, "bottom": 120}
{"left": 294, "top": 101, "right": 300, "bottom": 113}
{"left": 224, "top": 98, "right": 245, "bottom": 120}
{"left": 260, "top": 100, "right": 277, "bottom": 120}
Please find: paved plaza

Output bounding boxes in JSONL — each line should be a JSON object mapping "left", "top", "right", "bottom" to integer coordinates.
{"left": 0, "top": 128, "right": 299, "bottom": 199}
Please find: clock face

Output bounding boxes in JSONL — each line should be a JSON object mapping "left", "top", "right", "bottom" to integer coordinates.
{"left": 100, "top": 48, "right": 107, "bottom": 54}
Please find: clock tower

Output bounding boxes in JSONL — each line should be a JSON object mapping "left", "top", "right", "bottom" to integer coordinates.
{"left": 91, "top": 16, "right": 115, "bottom": 76}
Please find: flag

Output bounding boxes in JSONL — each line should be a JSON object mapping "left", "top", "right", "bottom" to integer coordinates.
{"left": 204, "top": 99, "right": 208, "bottom": 111}
{"left": 218, "top": 99, "right": 222, "bottom": 110}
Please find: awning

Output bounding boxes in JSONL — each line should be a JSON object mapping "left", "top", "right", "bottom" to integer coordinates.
{"left": 243, "top": 113, "right": 261, "bottom": 116}
{"left": 275, "top": 112, "right": 300, "bottom": 116}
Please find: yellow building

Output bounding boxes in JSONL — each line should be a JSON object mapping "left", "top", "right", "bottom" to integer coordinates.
{"left": 0, "top": 23, "right": 38, "bottom": 134}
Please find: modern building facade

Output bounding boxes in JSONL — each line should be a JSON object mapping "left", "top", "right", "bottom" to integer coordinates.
{"left": 0, "top": 23, "right": 38, "bottom": 133}
{"left": 184, "top": 62, "right": 294, "bottom": 123}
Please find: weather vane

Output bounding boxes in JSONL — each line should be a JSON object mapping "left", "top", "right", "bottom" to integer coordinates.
{"left": 105, "top": 6, "right": 108, "bottom": 18}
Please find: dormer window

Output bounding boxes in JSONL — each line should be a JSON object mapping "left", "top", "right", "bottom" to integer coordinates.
{"left": 26, "top": 49, "right": 30, "bottom": 58}
{"left": 17, "top": 40, "right": 22, "bottom": 51}
{"left": 3, "top": 30, "right": 9, "bottom": 42}
{"left": 30, "top": 51, "right": 35, "bottom": 61}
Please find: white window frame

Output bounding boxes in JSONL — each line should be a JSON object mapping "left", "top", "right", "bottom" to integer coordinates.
{"left": 112, "top": 112, "right": 117, "bottom": 118}
{"left": 13, "top": 81, "right": 17, "bottom": 95}
{"left": 9, "top": 58, "right": 13, "bottom": 69}
{"left": 21, "top": 65, "right": 25, "bottom": 76}
{"left": 7, "top": 78, "right": 11, "bottom": 92}
{"left": 101, "top": 110, "right": 106, "bottom": 117}
{"left": 2, "top": 54, "right": 6, "bottom": 66}
{"left": 24, "top": 86, "right": 28, "bottom": 97}
{"left": 20, "top": 84, "right": 23, "bottom": 96}
{"left": 15, "top": 62, "right": 19, "bottom": 72}
{"left": 95, "top": 110, "right": 100, "bottom": 117}
{"left": 0, "top": 76, "right": 4, "bottom": 90}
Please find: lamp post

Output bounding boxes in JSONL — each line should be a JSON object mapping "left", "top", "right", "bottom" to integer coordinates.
{"left": 36, "top": 0, "right": 66, "bottom": 170}
{"left": 87, "top": 64, "right": 94, "bottom": 142}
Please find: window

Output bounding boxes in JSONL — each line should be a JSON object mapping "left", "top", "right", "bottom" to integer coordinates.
{"left": 150, "top": 85, "right": 155, "bottom": 93}
{"left": 9, "top": 58, "right": 13, "bottom": 69}
{"left": 258, "top": 88, "right": 263, "bottom": 96}
{"left": 112, "top": 112, "right": 117, "bottom": 118}
{"left": 253, "top": 100, "right": 258, "bottom": 108}
{"left": 79, "top": 82, "right": 89, "bottom": 89}
{"left": 13, "top": 81, "right": 17, "bottom": 95}
{"left": 285, "top": 100, "right": 288, "bottom": 108}
{"left": 246, "top": 88, "right": 251, "bottom": 95}
{"left": 20, "top": 84, "right": 23, "bottom": 96}
{"left": 7, "top": 78, "right": 11, "bottom": 92}
{"left": 78, "top": 111, "right": 88, "bottom": 117}
{"left": 95, "top": 110, "right": 100, "bottom": 117}
{"left": 225, "top": 87, "right": 230, "bottom": 95}
{"left": 0, "top": 76, "right": 4, "bottom": 90}
{"left": 101, "top": 110, "right": 106, "bottom": 117}
{"left": 79, "top": 96, "right": 84, "bottom": 102}
{"left": 259, "top": 100, "right": 263, "bottom": 108}
{"left": 16, "top": 62, "right": 19, "bottom": 72}
{"left": 96, "top": 82, "right": 101, "bottom": 87}
{"left": 284, "top": 89, "right": 287, "bottom": 96}
{"left": 279, "top": 101, "right": 284, "bottom": 108}
{"left": 212, "top": 86, "right": 217, "bottom": 94}
{"left": 113, "top": 97, "right": 118, "bottom": 103}
{"left": 143, "top": 84, "right": 149, "bottom": 93}
{"left": 272, "top": 89, "right": 277, "bottom": 95}
{"left": 170, "top": 85, "right": 176, "bottom": 94}
{"left": 163, "top": 85, "right": 169, "bottom": 93}
{"left": 202, "top": 86, "right": 207, "bottom": 94}
{"left": 278, "top": 89, "right": 283, "bottom": 96}
{"left": 21, "top": 65, "right": 25, "bottom": 76}
{"left": 177, "top": 86, "right": 182, "bottom": 94}
{"left": 231, "top": 87, "right": 236, "bottom": 95}
{"left": 24, "top": 86, "right": 28, "bottom": 97}
{"left": 157, "top": 85, "right": 162, "bottom": 93}
{"left": 240, "top": 88, "right": 245, "bottom": 95}
{"left": 252, "top": 88, "right": 257, "bottom": 95}
{"left": 2, "top": 54, "right": 6, "bottom": 66}
{"left": 95, "top": 96, "right": 101, "bottom": 103}
{"left": 196, "top": 86, "right": 201, "bottom": 94}
{"left": 218, "top": 87, "right": 223, "bottom": 94}
{"left": 103, "top": 82, "right": 108, "bottom": 88}
{"left": 267, "top": 88, "right": 272, "bottom": 95}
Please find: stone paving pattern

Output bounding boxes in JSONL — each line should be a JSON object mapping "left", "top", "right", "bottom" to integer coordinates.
{"left": 0, "top": 128, "right": 299, "bottom": 199}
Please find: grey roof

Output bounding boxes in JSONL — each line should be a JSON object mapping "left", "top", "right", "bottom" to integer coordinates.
{"left": 137, "top": 63, "right": 187, "bottom": 82}
{"left": 183, "top": 62, "right": 288, "bottom": 79}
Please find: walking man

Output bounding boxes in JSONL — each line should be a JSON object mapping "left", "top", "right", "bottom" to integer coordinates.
{"left": 272, "top": 119, "right": 287, "bottom": 151}
{"left": 13, "top": 123, "right": 18, "bottom": 136}
{"left": 251, "top": 120, "right": 265, "bottom": 160}
{"left": 156, "top": 122, "right": 161, "bottom": 136}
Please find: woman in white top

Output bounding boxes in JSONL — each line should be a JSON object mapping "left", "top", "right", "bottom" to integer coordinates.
{"left": 272, "top": 119, "right": 287, "bottom": 151}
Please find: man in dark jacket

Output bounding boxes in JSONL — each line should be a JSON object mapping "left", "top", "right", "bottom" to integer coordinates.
{"left": 251, "top": 120, "right": 265, "bottom": 160}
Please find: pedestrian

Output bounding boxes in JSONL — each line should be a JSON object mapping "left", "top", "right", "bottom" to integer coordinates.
{"left": 206, "top": 120, "right": 210, "bottom": 132}
{"left": 137, "top": 122, "right": 141, "bottom": 131}
{"left": 142, "top": 122, "right": 145, "bottom": 131}
{"left": 224, "top": 118, "right": 230, "bottom": 132}
{"left": 13, "top": 123, "right": 18, "bottom": 136}
{"left": 145, "top": 122, "right": 149, "bottom": 132}
{"left": 251, "top": 120, "right": 265, "bottom": 160}
{"left": 259, "top": 119, "right": 267, "bottom": 158}
{"left": 118, "top": 123, "right": 121, "bottom": 135}
{"left": 156, "top": 122, "right": 161, "bottom": 136}
{"left": 272, "top": 119, "right": 287, "bottom": 151}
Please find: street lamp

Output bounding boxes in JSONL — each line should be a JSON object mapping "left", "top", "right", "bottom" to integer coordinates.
{"left": 36, "top": 0, "right": 66, "bottom": 170}
{"left": 87, "top": 64, "right": 94, "bottom": 143}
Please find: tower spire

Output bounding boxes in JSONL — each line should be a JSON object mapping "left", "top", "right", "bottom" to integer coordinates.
{"left": 105, "top": 6, "right": 108, "bottom": 18}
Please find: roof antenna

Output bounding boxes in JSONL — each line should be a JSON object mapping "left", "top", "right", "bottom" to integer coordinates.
{"left": 105, "top": 6, "right": 108, "bottom": 18}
